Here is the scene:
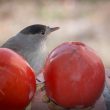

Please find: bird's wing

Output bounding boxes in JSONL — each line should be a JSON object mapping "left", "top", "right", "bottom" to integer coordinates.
{"left": 1, "top": 36, "right": 22, "bottom": 52}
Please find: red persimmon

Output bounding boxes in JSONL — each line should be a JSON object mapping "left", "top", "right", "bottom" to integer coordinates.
{"left": 44, "top": 42, "right": 105, "bottom": 109}
{"left": 0, "top": 48, "right": 36, "bottom": 110}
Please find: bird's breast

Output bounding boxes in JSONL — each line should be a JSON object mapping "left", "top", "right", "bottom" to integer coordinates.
{"left": 25, "top": 44, "right": 48, "bottom": 75}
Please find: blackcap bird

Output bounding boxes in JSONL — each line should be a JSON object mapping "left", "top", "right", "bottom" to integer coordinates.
{"left": 1, "top": 24, "right": 59, "bottom": 76}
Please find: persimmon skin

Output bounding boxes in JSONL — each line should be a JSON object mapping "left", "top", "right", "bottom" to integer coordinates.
{"left": 0, "top": 48, "right": 36, "bottom": 110}
{"left": 44, "top": 42, "right": 105, "bottom": 108}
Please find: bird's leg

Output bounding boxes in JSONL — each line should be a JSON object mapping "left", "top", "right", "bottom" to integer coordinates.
{"left": 36, "top": 69, "right": 46, "bottom": 91}
{"left": 37, "top": 81, "right": 45, "bottom": 91}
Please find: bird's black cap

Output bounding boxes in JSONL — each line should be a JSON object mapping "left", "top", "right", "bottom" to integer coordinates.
{"left": 20, "top": 24, "right": 46, "bottom": 35}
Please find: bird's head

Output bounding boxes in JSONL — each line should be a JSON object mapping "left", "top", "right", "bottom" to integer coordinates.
{"left": 19, "top": 24, "right": 59, "bottom": 41}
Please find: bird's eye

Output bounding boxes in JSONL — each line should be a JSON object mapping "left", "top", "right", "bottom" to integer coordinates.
{"left": 41, "top": 30, "right": 45, "bottom": 35}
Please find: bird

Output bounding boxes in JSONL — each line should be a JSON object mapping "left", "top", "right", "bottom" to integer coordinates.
{"left": 1, "top": 24, "right": 59, "bottom": 76}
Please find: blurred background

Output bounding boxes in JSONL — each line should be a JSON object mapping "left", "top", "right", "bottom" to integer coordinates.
{"left": 0, "top": 0, "right": 110, "bottom": 68}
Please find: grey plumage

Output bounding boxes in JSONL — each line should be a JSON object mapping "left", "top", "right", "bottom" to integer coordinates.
{"left": 1, "top": 24, "right": 59, "bottom": 75}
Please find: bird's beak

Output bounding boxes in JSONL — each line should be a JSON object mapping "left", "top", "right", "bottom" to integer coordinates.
{"left": 50, "top": 27, "right": 60, "bottom": 32}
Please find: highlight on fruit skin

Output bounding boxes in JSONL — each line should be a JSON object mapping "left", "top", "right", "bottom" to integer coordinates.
{"left": 0, "top": 48, "right": 36, "bottom": 110}
{"left": 44, "top": 42, "right": 105, "bottom": 109}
